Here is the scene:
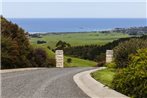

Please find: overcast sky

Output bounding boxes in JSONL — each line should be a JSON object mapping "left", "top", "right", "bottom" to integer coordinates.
{"left": 1, "top": 0, "right": 147, "bottom": 18}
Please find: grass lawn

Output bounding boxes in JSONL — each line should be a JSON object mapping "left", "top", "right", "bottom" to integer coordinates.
{"left": 91, "top": 68, "right": 116, "bottom": 87}
{"left": 64, "top": 56, "right": 97, "bottom": 67}
{"left": 30, "top": 32, "right": 129, "bottom": 49}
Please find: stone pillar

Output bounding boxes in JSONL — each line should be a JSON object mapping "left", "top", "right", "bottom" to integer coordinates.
{"left": 55, "top": 50, "right": 64, "bottom": 68}
{"left": 106, "top": 50, "right": 113, "bottom": 63}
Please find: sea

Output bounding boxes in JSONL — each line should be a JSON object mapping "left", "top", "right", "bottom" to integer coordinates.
{"left": 8, "top": 18, "right": 147, "bottom": 34}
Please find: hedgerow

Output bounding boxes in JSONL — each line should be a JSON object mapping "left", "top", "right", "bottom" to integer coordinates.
{"left": 112, "top": 49, "right": 147, "bottom": 98}
{"left": 114, "top": 38, "right": 147, "bottom": 68}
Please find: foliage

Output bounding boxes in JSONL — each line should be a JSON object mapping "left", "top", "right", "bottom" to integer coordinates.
{"left": 47, "top": 46, "right": 51, "bottom": 50}
{"left": 112, "top": 49, "right": 147, "bottom": 98}
{"left": 1, "top": 16, "right": 31, "bottom": 55}
{"left": 106, "top": 62, "right": 117, "bottom": 68}
{"left": 114, "top": 38, "right": 147, "bottom": 68}
{"left": 1, "top": 16, "right": 32, "bottom": 69}
{"left": 64, "top": 37, "right": 133, "bottom": 61}
{"left": 37, "top": 40, "right": 47, "bottom": 44}
{"left": 96, "top": 61, "right": 105, "bottom": 67}
{"left": 1, "top": 35, "right": 19, "bottom": 69}
{"left": 28, "top": 48, "right": 54, "bottom": 67}
{"left": 55, "top": 40, "right": 71, "bottom": 50}
{"left": 67, "top": 58, "right": 72, "bottom": 63}
{"left": 47, "top": 59, "right": 56, "bottom": 67}
{"left": 96, "top": 53, "right": 106, "bottom": 62}
{"left": 1, "top": 16, "right": 55, "bottom": 69}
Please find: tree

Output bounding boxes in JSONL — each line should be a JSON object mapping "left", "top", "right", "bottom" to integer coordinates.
{"left": 55, "top": 40, "right": 71, "bottom": 50}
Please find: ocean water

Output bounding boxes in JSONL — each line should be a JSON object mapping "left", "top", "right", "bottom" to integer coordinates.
{"left": 8, "top": 18, "right": 147, "bottom": 34}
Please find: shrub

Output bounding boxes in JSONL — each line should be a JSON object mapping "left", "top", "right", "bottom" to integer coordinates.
{"left": 67, "top": 58, "right": 72, "bottom": 63}
{"left": 96, "top": 61, "right": 105, "bottom": 67}
{"left": 114, "top": 38, "right": 147, "bottom": 68}
{"left": 28, "top": 48, "right": 56, "bottom": 67}
{"left": 96, "top": 53, "right": 106, "bottom": 62}
{"left": 48, "top": 59, "right": 56, "bottom": 67}
{"left": 37, "top": 40, "right": 47, "bottom": 44}
{"left": 28, "top": 48, "right": 48, "bottom": 67}
{"left": 106, "top": 62, "right": 117, "bottom": 68}
{"left": 112, "top": 49, "right": 147, "bottom": 98}
{"left": 1, "top": 36, "right": 19, "bottom": 69}
{"left": 1, "top": 16, "right": 54, "bottom": 69}
{"left": 1, "top": 16, "right": 32, "bottom": 69}
{"left": 47, "top": 46, "right": 51, "bottom": 50}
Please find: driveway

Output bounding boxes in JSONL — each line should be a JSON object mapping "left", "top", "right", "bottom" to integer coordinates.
{"left": 1, "top": 67, "right": 94, "bottom": 98}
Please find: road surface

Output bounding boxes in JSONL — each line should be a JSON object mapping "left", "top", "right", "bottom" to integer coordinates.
{"left": 1, "top": 67, "right": 94, "bottom": 98}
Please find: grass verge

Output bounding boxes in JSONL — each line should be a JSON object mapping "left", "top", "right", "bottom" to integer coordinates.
{"left": 91, "top": 68, "right": 116, "bottom": 87}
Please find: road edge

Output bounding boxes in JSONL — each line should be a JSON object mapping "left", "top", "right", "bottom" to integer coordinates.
{"left": 0, "top": 68, "right": 45, "bottom": 73}
{"left": 73, "top": 67, "right": 129, "bottom": 98}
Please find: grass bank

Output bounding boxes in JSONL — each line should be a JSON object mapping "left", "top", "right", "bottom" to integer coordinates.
{"left": 64, "top": 56, "right": 97, "bottom": 67}
{"left": 31, "top": 44, "right": 97, "bottom": 67}
{"left": 91, "top": 68, "right": 116, "bottom": 87}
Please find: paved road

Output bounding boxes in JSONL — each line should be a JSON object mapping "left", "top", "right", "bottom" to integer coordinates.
{"left": 1, "top": 67, "right": 94, "bottom": 98}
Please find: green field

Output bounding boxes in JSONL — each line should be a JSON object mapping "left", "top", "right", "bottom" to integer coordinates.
{"left": 30, "top": 32, "right": 129, "bottom": 49}
{"left": 30, "top": 32, "right": 129, "bottom": 67}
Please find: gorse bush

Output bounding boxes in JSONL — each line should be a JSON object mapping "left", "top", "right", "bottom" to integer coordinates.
{"left": 28, "top": 48, "right": 55, "bottom": 67}
{"left": 28, "top": 48, "right": 48, "bottom": 67}
{"left": 1, "top": 16, "right": 55, "bottom": 69}
{"left": 114, "top": 38, "right": 147, "bottom": 68}
{"left": 1, "top": 16, "right": 32, "bottom": 69}
{"left": 1, "top": 35, "right": 19, "bottom": 69}
{"left": 112, "top": 49, "right": 147, "bottom": 98}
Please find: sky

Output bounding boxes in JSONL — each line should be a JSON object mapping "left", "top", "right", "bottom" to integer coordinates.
{"left": 1, "top": 0, "right": 147, "bottom": 18}
{"left": 1, "top": 0, "right": 146, "bottom": 2}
